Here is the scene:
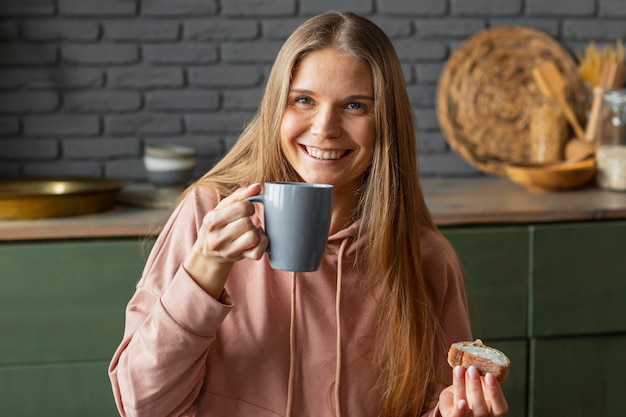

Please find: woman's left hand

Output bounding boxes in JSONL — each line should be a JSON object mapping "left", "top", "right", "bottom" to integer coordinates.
{"left": 438, "top": 365, "right": 509, "bottom": 417}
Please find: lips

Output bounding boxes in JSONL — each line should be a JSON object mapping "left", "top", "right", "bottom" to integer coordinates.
{"left": 305, "top": 146, "right": 347, "bottom": 160}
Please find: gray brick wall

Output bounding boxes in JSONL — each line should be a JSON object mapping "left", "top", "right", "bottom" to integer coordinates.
{"left": 1, "top": 0, "right": 625, "bottom": 181}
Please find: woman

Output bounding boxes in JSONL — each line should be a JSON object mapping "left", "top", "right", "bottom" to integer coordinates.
{"left": 109, "top": 11, "right": 508, "bottom": 417}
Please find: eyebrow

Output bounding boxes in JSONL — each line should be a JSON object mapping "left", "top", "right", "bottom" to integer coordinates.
{"left": 289, "top": 88, "right": 374, "bottom": 101}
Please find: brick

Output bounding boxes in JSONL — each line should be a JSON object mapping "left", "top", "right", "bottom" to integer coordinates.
{"left": 527, "top": 0, "right": 594, "bottom": 16}
{"left": 104, "top": 158, "right": 145, "bottom": 180}
{"left": 142, "top": 0, "right": 218, "bottom": 16}
{"left": 58, "top": 0, "right": 137, "bottom": 16}
{"left": 418, "top": 131, "right": 448, "bottom": 153}
{"left": 221, "top": 41, "right": 284, "bottom": 63}
{"left": 414, "top": 108, "right": 439, "bottom": 130}
{"left": 0, "top": 162, "right": 19, "bottom": 177}
{"left": 0, "top": 22, "right": 19, "bottom": 41}
{"left": 451, "top": 0, "right": 522, "bottom": 16}
{"left": 24, "top": 160, "right": 104, "bottom": 178}
{"left": 23, "top": 115, "right": 100, "bottom": 136}
{"left": 489, "top": 18, "right": 560, "bottom": 37}
{"left": 63, "top": 91, "right": 141, "bottom": 113}
{"left": 416, "top": 62, "right": 444, "bottom": 84}
{"left": 0, "top": 117, "right": 19, "bottom": 136}
{"left": 300, "top": 0, "right": 374, "bottom": 15}
{"left": 369, "top": 17, "right": 414, "bottom": 38}
{"left": 600, "top": 1, "right": 626, "bottom": 17}
{"left": 222, "top": 0, "right": 296, "bottom": 17}
{"left": 0, "top": 68, "right": 103, "bottom": 90}
{"left": 0, "top": 44, "right": 57, "bottom": 66}
{"left": 262, "top": 18, "right": 309, "bottom": 40}
{"left": 188, "top": 65, "right": 263, "bottom": 87}
{"left": 63, "top": 137, "right": 141, "bottom": 158}
{"left": 108, "top": 68, "right": 184, "bottom": 89}
{"left": 392, "top": 39, "right": 448, "bottom": 61}
{"left": 106, "top": 114, "right": 183, "bottom": 135}
{"left": 415, "top": 19, "right": 485, "bottom": 38}
{"left": 146, "top": 90, "right": 220, "bottom": 111}
{"left": 22, "top": 20, "right": 100, "bottom": 41}
{"left": 143, "top": 44, "right": 218, "bottom": 64}
{"left": 0, "top": 92, "right": 59, "bottom": 113}
{"left": 378, "top": 0, "right": 447, "bottom": 15}
{"left": 186, "top": 112, "right": 255, "bottom": 133}
{"left": 185, "top": 19, "right": 259, "bottom": 41}
{"left": 104, "top": 20, "right": 180, "bottom": 41}
{"left": 418, "top": 152, "right": 480, "bottom": 177}
{"left": 563, "top": 19, "right": 626, "bottom": 40}
{"left": 222, "top": 88, "right": 265, "bottom": 111}
{"left": 0, "top": 0, "right": 54, "bottom": 16}
{"left": 0, "top": 139, "right": 58, "bottom": 159}
{"left": 406, "top": 84, "right": 437, "bottom": 107}
{"left": 401, "top": 64, "right": 415, "bottom": 84}
{"left": 62, "top": 44, "right": 139, "bottom": 65}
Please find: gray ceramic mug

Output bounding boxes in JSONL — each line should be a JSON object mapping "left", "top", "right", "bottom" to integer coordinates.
{"left": 246, "top": 182, "right": 333, "bottom": 272}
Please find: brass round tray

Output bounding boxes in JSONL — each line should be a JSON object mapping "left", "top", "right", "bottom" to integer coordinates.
{"left": 0, "top": 178, "right": 125, "bottom": 220}
{"left": 436, "top": 26, "right": 585, "bottom": 175}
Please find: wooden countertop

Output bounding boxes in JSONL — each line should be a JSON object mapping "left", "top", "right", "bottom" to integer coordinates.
{"left": 2, "top": 177, "right": 626, "bottom": 241}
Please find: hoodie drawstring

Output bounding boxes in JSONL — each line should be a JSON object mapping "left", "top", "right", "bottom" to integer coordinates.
{"left": 285, "top": 238, "right": 349, "bottom": 417}
{"left": 334, "top": 238, "right": 348, "bottom": 417}
{"left": 285, "top": 271, "right": 297, "bottom": 417}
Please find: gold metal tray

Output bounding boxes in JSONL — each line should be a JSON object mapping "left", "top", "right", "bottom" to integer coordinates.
{"left": 0, "top": 178, "right": 125, "bottom": 220}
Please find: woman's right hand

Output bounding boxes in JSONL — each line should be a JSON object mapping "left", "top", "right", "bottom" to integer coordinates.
{"left": 183, "top": 183, "right": 268, "bottom": 299}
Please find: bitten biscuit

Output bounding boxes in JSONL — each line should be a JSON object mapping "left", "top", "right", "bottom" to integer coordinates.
{"left": 447, "top": 340, "right": 510, "bottom": 382}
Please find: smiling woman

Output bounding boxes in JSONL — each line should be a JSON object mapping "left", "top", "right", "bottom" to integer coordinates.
{"left": 108, "top": 11, "right": 508, "bottom": 417}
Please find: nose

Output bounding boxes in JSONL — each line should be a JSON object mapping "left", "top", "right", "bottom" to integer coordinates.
{"left": 311, "top": 104, "right": 341, "bottom": 139}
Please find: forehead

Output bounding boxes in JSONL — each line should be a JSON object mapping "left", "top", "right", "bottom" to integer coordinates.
{"left": 290, "top": 48, "right": 373, "bottom": 92}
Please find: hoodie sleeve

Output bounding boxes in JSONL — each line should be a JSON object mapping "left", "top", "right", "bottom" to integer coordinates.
{"left": 420, "top": 231, "right": 473, "bottom": 417}
{"left": 108, "top": 186, "right": 234, "bottom": 417}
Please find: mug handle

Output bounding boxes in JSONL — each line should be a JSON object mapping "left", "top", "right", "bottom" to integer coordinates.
{"left": 245, "top": 195, "right": 264, "bottom": 204}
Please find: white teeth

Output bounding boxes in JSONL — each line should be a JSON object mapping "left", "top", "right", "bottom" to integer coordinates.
{"left": 305, "top": 146, "right": 346, "bottom": 160}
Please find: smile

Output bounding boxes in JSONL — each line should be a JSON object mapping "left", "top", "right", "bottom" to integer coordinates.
{"left": 305, "top": 146, "right": 348, "bottom": 160}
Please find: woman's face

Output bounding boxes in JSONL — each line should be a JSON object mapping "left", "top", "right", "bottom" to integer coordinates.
{"left": 280, "top": 48, "right": 376, "bottom": 191}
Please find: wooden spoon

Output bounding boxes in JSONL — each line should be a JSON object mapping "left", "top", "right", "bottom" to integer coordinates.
{"left": 565, "top": 61, "right": 626, "bottom": 160}
{"left": 584, "top": 62, "right": 625, "bottom": 142}
{"left": 532, "top": 60, "right": 586, "bottom": 140}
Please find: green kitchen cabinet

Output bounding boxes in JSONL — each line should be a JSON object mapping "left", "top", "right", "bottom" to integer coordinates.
{"left": 443, "top": 227, "right": 529, "bottom": 417}
{"left": 0, "top": 239, "right": 146, "bottom": 417}
{"left": 531, "top": 221, "right": 626, "bottom": 337}
{"left": 530, "top": 335, "right": 626, "bottom": 417}
{"left": 2, "top": 218, "right": 625, "bottom": 417}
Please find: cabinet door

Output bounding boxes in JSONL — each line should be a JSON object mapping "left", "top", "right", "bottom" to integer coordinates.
{"left": 443, "top": 227, "right": 529, "bottom": 339}
{"left": 530, "top": 335, "right": 626, "bottom": 417}
{"left": 0, "top": 239, "right": 146, "bottom": 416}
{"left": 532, "top": 220, "right": 626, "bottom": 336}
{"left": 489, "top": 340, "right": 528, "bottom": 417}
{"left": 443, "top": 228, "right": 529, "bottom": 417}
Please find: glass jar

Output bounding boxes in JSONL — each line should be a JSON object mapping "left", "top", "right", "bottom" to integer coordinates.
{"left": 596, "top": 89, "right": 626, "bottom": 191}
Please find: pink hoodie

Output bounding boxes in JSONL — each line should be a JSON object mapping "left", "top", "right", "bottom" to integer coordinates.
{"left": 109, "top": 185, "right": 472, "bottom": 417}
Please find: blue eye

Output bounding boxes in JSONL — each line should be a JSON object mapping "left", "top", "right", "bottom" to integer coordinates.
{"left": 347, "top": 102, "right": 366, "bottom": 110}
{"left": 295, "top": 96, "right": 313, "bottom": 105}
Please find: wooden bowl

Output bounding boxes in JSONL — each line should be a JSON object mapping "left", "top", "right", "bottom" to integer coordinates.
{"left": 504, "top": 157, "right": 596, "bottom": 192}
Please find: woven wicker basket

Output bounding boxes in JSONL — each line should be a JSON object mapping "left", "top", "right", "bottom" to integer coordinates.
{"left": 436, "top": 26, "right": 585, "bottom": 175}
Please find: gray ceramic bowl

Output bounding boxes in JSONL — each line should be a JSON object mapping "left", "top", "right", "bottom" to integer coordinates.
{"left": 143, "top": 145, "right": 196, "bottom": 186}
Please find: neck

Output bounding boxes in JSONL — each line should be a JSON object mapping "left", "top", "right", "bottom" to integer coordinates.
{"left": 329, "top": 185, "right": 360, "bottom": 235}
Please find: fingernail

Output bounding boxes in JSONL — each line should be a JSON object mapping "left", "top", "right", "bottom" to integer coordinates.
{"left": 486, "top": 372, "right": 498, "bottom": 387}
{"left": 457, "top": 399, "right": 467, "bottom": 411}
{"left": 468, "top": 366, "right": 480, "bottom": 381}
{"left": 454, "top": 365, "right": 464, "bottom": 379}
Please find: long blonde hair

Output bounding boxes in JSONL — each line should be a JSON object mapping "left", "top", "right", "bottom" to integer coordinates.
{"left": 197, "top": 12, "right": 441, "bottom": 416}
